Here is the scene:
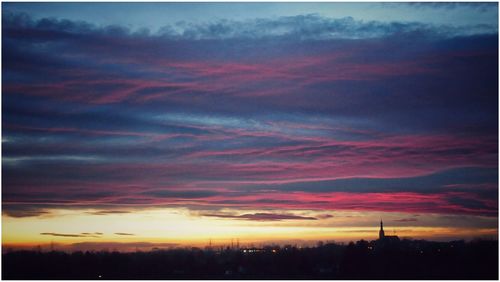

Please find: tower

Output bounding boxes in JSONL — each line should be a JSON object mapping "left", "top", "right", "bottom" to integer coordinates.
{"left": 379, "top": 220, "right": 385, "bottom": 239}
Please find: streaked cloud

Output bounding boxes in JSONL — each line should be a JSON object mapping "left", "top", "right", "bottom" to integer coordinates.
{"left": 40, "top": 232, "right": 103, "bottom": 238}
{"left": 201, "top": 212, "right": 318, "bottom": 221}
{"left": 2, "top": 3, "right": 497, "bottom": 245}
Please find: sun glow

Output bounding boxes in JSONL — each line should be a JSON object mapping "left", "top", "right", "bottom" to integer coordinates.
{"left": 3, "top": 208, "right": 497, "bottom": 252}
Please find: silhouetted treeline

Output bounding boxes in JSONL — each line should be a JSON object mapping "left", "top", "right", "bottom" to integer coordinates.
{"left": 3, "top": 239, "right": 498, "bottom": 279}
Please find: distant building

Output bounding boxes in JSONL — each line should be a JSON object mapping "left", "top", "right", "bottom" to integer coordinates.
{"left": 379, "top": 220, "right": 385, "bottom": 239}
{"left": 378, "top": 220, "right": 399, "bottom": 242}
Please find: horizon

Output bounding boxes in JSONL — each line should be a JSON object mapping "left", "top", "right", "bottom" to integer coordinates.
{"left": 2, "top": 2, "right": 498, "bottom": 254}
{"left": 5, "top": 233, "right": 498, "bottom": 254}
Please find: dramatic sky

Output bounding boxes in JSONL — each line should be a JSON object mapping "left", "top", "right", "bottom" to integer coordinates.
{"left": 2, "top": 2, "right": 498, "bottom": 251}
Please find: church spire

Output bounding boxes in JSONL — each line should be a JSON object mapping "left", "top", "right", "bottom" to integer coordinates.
{"left": 379, "top": 219, "right": 385, "bottom": 239}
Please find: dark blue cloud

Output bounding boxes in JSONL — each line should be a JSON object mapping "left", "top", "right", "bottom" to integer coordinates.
{"left": 141, "top": 190, "right": 220, "bottom": 199}
{"left": 243, "top": 167, "right": 498, "bottom": 194}
{"left": 2, "top": 10, "right": 497, "bottom": 220}
{"left": 5, "top": 12, "right": 496, "bottom": 42}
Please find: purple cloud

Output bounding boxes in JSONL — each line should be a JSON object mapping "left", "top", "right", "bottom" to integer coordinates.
{"left": 2, "top": 8, "right": 497, "bottom": 227}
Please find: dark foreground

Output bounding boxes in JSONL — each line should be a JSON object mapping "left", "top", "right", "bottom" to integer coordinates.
{"left": 3, "top": 239, "right": 498, "bottom": 279}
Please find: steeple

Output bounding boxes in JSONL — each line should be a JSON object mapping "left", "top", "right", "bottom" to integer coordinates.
{"left": 379, "top": 219, "right": 385, "bottom": 239}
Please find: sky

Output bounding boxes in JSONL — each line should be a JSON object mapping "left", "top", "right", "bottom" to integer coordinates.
{"left": 2, "top": 2, "right": 499, "bottom": 252}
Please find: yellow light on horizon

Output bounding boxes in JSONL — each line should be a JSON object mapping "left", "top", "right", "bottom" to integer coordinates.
{"left": 3, "top": 207, "right": 497, "bottom": 251}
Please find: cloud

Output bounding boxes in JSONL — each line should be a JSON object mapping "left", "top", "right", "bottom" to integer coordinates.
{"left": 114, "top": 232, "right": 135, "bottom": 236}
{"left": 2, "top": 10, "right": 497, "bottom": 221}
{"left": 446, "top": 195, "right": 493, "bottom": 210}
{"left": 164, "top": 15, "right": 441, "bottom": 40}
{"left": 397, "top": 2, "right": 497, "bottom": 12}
{"left": 80, "top": 232, "right": 103, "bottom": 237}
{"left": 394, "top": 218, "right": 419, "bottom": 222}
{"left": 205, "top": 190, "right": 498, "bottom": 217}
{"left": 40, "top": 232, "right": 102, "bottom": 238}
{"left": 243, "top": 167, "right": 498, "bottom": 194}
{"left": 4, "top": 12, "right": 496, "bottom": 43}
{"left": 201, "top": 212, "right": 317, "bottom": 221}
{"left": 317, "top": 214, "right": 334, "bottom": 219}
{"left": 2, "top": 166, "right": 497, "bottom": 217}
{"left": 87, "top": 210, "right": 131, "bottom": 215}
{"left": 141, "top": 190, "right": 220, "bottom": 199}
{"left": 2, "top": 205, "right": 51, "bottom": 218}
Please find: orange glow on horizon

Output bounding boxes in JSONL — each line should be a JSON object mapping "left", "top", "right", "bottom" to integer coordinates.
{"left": 3, "top": 207, "right": 497, "bottom": 252}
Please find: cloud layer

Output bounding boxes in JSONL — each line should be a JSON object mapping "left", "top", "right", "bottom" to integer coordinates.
{"left": 2, "top": 9, "right": 498, "bottom": 224}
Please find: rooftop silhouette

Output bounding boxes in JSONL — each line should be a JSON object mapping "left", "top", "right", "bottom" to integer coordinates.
{"left": 3, "top": 223, "right": 497, "bottom": 279}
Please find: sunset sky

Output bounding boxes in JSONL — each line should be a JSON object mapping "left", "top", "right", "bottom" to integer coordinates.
{"left": 2, "top": 2, "right": 498, "bottom": 252}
